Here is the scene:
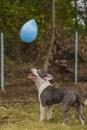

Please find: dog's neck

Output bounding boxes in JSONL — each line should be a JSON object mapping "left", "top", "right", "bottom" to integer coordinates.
{"left": 35, "top": 78, "right": 51, "bottom": 90}
{"left": 35, "top": 78, "right": 52, "bottom": 100}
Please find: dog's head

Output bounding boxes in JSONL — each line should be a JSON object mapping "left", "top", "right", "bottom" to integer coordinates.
{"left": 28, "top": 68, "right": 53, "bottom": 81}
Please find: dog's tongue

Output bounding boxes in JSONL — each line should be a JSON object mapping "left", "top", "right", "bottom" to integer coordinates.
{"left": 28, "top": 73, "right": 37, "bottom": 79}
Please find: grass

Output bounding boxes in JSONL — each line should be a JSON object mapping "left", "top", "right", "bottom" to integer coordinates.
{"left": 0, "top": 97, "right": 87, "bottom": 130}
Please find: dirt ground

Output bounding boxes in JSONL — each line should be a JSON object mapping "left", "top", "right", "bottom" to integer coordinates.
{"left": 0, "top": 63, "right": 87, "bottom": 106}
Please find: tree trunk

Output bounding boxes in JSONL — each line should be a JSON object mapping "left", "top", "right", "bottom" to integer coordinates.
{"left": 44, "top": 0, "right": 55, "bottom": 72}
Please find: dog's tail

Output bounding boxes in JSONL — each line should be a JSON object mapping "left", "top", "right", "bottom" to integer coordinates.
{"left": 75, "top": 92, "right": 84, "bottom": 106}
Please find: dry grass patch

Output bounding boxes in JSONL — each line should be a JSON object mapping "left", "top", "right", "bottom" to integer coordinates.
{"left": 0, "top": 98, "right": 87, "bottom": 130}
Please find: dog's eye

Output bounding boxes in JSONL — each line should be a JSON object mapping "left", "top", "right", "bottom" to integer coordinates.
{"left": 37, "top": 70, "right": 46, "bottom": 78}
{"left": 37, "top": 70, "right": 41, "bottom": 74}
{"left": 37, "top": 70, "right": 42, "bottom": 76}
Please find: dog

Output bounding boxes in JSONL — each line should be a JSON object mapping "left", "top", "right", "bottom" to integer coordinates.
{"left": 28, "top": 68, "right": 85, "bottom": 124}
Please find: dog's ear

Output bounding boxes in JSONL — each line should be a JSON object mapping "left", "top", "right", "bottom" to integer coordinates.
{"left": 44, "top": 74, "right": 53, "bottom": 81}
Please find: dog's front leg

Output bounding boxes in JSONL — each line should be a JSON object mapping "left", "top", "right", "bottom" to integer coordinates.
{"left": 47, "top": 106, "right": 52, "bottom": 121}
{"left": 40, "top": 104, "right": 45, "bottom": 121}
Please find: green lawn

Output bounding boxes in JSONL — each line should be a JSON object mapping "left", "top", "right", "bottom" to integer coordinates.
{"left": 0, "top": 98, "right": 87, "bottom": 130}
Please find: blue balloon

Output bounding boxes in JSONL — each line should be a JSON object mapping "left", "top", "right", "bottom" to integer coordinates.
{"left": 20, "top": 19, "right": 38, "bottom": 43}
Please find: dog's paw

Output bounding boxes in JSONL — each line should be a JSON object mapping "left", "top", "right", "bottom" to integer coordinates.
{"left": 81, "top": 120, "right": 85, "bottom": 125}
{"left": 40, "top": 118, "right": 44, "bottom": 121}
{"left": 62, "top": 122, "right": 65, "bottom": 125}
{"left": 47, "top": 118, "right": 52, "bottom": 122}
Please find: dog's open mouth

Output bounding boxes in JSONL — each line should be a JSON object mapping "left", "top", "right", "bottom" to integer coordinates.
{"left": 28, "top": 73, "right": 37, "bottom": 79}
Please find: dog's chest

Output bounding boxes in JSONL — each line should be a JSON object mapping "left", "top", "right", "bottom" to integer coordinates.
{"left": 38, "top": 82, "right": 51, "bottom": 102}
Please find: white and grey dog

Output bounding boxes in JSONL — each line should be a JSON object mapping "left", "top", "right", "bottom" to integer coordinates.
{"left": 28, "top": 68, "right": 85, "bottom": 124}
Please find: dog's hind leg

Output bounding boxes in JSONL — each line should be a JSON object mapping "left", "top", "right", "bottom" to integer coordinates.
{"left": 62, "top": 104, "right": 70, "bottom": 124}
{"left": 77, "top": 104, "right": 85, "bottom": 125}
{"left": 47, "top": 106, "right": 52, "bottom": 121}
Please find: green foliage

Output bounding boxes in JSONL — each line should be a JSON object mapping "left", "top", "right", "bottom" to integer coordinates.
{"left": 56, "top": 0, "right": 73, "bottom": 27}
{"left": 0, "top": 0, "right": 86, "bottom": 64}
{"left": 55, "top": 0, "right": 86, "bottom": 33}
{"left": 0, "top": 0, "right": 86, "bottom": 35}
{"left": 0, "top": 0, "right": 50, "bottom": 36}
